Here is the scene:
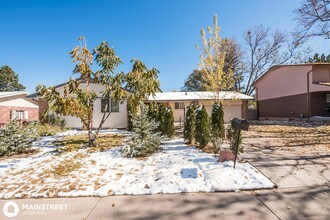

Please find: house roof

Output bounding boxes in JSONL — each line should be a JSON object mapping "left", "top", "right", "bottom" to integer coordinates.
{"left": 253, "top": 63, "right": 330, "bottom": 87}
{"left": 0, "top": 91, "right": 29, "bottom": 99}
{"left": 28, "top": 78, "right": 132, "bottom": 98}
{"left": 146, "top": 91, "right": 253, "bottom": 101}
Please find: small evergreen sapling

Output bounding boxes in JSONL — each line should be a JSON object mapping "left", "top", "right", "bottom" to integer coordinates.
{"left": 210, "top": 102, "right": 225, "bottom": 154}
{"left": 127, "top": 99, "right": 137, "bottom": 131}
{"left": 163, "top": 106, "right": 175, "bottom": 137}
{"left": 157, "top": 104, "right": 166, "bottom": 133}
{"left": 0, "top": 121, "right": 38, "bottom": 157}
{"left": 121, "top": 104, "right": 163, "bottom": 158}
{"left": 227, "top": 125, "right": 243, "bottom": 154}
{"left": 184, "top": 105, "right": 196, "bottom": 144}
{"left": 148, "top": 102, "right": 159, "bottom": 122}
{"left": 195, "top": 105, "right": 210, "bottom": 148}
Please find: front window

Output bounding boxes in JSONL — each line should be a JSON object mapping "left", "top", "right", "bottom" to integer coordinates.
{"left": 326, "top": 94, "right": 330, "bottom": 111}
{"left": 11, "top": 110, "right": 27, "bottom": 120}
{"left": 101, "top": 98, "right": 110, "bottom": 113}
{"left": 111, "top": 98, "right": 119, "bottom": 112}
{"left": 175, "top": 102, "right": 185, "bottom": 109}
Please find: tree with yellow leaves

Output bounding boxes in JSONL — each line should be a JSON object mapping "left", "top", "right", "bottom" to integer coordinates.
{"left": 197, "top": 15, "right": 236, "bottom": 98}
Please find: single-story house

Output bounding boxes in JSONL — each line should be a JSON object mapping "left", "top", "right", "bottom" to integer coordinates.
{"left": 253, "top": 63, "right": 330, "bottom": 120}
{"left": 37, "top": 80, "right": 253, "bottom": 129}
{"left": 146, "top": 91, "right": 253, "bottom": 124}
{"left": 0, "top": 91, "right": 39, "bottom": 127}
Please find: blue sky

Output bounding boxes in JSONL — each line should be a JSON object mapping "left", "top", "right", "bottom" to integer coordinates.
{"left": 0, "top": 0, "right": 329, "bottom": 93}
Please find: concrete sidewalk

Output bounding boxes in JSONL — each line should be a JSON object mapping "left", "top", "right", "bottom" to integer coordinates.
{"left": 1, "top": 149, "right": 329, "bottom": 219}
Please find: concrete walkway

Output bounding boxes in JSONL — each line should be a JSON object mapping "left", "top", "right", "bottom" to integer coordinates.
{"left": 1, "top": 147, "right": 329, "bottom": 219}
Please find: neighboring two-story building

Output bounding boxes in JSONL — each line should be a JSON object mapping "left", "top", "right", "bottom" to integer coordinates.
{"left": 253, "top": 64, "right": 330, "bottom": 120}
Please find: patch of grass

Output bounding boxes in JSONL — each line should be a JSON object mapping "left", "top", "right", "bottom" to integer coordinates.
{"left": 53, "top": 134, "right": 125, "bottom": 153}
{"left": 36, "top": 124, "right": 66, "bottom": 136}
{"left": 0, "top": 149, "right": 39, "bottom": 161}
{"left": 245, "top": 124, "right": 330, "bottom": 152}
{"left": 52, "top": 154, "right": 85, "bottom": 177}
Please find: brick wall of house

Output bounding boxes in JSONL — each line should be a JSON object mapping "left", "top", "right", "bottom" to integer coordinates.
{"left": 38, "top": 99, "right": 49, "bottom": 119}
{"left": 0, "top": 106, "right": 39, "bottom": 125}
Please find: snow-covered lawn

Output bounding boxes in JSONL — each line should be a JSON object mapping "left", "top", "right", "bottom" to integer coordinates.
{"left": 0, "top": 130, "right": 274, "bottom": 199}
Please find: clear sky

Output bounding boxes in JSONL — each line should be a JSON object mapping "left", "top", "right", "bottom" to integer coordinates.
{"left": 0, "top": 0, "right": 329, "bottom": 93}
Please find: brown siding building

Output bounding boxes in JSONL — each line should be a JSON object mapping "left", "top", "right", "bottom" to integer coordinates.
{"left": 253, "top": 64, "right": 330, "bottom": 120}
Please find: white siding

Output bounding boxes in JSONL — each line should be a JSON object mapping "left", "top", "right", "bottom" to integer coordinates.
{"left": 203, "top": 100, "right": 242, "bottom": 123}
{"left": 167, "top": 100, "right": 242, "bottom": 123}
{"left": 92, "top": 99, "right": 127, "bottom": 128}
{"left": 55, "top": 83, "right": 128, "bottom": 129}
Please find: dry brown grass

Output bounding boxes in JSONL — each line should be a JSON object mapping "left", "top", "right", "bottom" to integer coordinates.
{"left": 0, "top": 149, "right": 40, "bottom": 161}
{"left": 245, "top": 124, "right": 330, "bottom": 152}
{"left": 54, "top": 134, "right": 125, "bottom": 153}
{"left": 51, "top": 154, "right": 86, "bottom": 178}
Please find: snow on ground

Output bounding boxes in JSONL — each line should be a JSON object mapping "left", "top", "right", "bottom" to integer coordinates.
{"left": 0, "top": 131, "right": 274, "bottom": 198}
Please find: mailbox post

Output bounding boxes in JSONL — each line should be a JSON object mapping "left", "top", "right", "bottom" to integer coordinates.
{"left": 231, "top": 117, "right": 249, "bottom": 169}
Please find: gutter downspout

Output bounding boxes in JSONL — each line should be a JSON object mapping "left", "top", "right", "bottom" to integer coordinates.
{"left": 306, "top": 69, "right": 313, "bottom": 120}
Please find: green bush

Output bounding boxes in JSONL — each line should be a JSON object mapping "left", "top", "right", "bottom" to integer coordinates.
{"left": 36, "top": 114, "right": 67, "bottom": 136}
{"left": 163, "top": 106, "right": 175, "bottom": 137}
{"left": 127, "top": 99, "right": 137, "bottom": 131}
{"left": 210, "top": 102, "right": 225, "bottom": 154}
{"left": 0, "top": 121, "right": 38, "bottom": 157}
{"left": 121, "top": 104, "right": 163, "bottom": 158}
{"left": 184, "top": 105, "right": 196, "bottom": 144}
{"left": 227, "top": 125, "right": 243, "bottom": 154}
{"left": 148, "top": 102, "right": 175, "bottom": 138}
{"left": 195, "top": 105, "right": 210, "bottom": 148}
{"left": 35, "top": 123, "right": 65, "bottom": 136}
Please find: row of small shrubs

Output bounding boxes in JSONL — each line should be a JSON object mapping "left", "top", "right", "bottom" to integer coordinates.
{"left": 36, "top": 114, "right": 67, "bottom": 136}
{"left": 122, "top": 104, "right": 165, "bottom": 158}
{"left": 128, "top": 101, "right": 175, "bottom": 138}
{"left": 184, "top": 103, "right": 242, "bottom": 154}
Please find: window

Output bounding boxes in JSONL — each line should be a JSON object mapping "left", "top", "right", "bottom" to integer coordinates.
{"left": 111, "top": 98, "right": 119, "bottom": 112}
{"left": 326, "top": 94, "right": 330, "bottom": 111}
{"left": 175, "top": 102, "right": 185, "bottom": 109}
{"left": 101, "top": 98, "right": 110, "bottom": 113}
{"left": 11, "top": 110, "right": 28, "bottom": 120}
{"left": 101, "top": 98, "right": 119, "bottom": 113}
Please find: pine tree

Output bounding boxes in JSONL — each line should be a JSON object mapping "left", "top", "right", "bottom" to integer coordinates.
{"left": 211, "top": 102, "right": 225, "bottom": 137}
{"left": 184, "top": 105, "right": 196, "bottom": 144}
{"left": 0, "top": 66, "right": 26, "bottom": 91}
{"left": 157, "top": 103, "right": 166, "bottom": 133}
{"left": 121, "top": 104, "right": 163, "bottom": 158}
{"left": 0, "top": 121, "right": 38, "bottom": 157}
{"left": 163, "top": 106, "right": 175, "bottom": 137}
{"left": 195, "top": 105, "right": 210, "bottom": 148}
{"left": 127, "top": 99, "right": 137, "bottom": 131}
{"left": 148, "top": 102, "right": 159, "bottom": 121}
{"left": 210, "top": 102, "right": 225, "bottom": 154}
{"left": 227, "top": 125, "right": 243, "bottom": 154}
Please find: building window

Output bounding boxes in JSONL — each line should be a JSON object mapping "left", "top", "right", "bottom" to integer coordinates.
{"left": 111, "top": 98, "right": 119, "bottom": 112}
{"left": 11, "top": 110, "right": 28, "bottom": 120}
{"left": 101, "top": 98, "right": 110, "bottom": 113}
{"left": 175, "top": 102, "right": 185, "bottom": 109}
{"left": 326, "top": 94, "right": 330, "bottom": 111}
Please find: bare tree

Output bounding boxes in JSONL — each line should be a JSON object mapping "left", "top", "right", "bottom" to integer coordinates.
{"left": 243, "top": 25, "right": 306, "bottom": 95}
{"left": 295, "top": 0, "right": 330, "bottom": 40}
